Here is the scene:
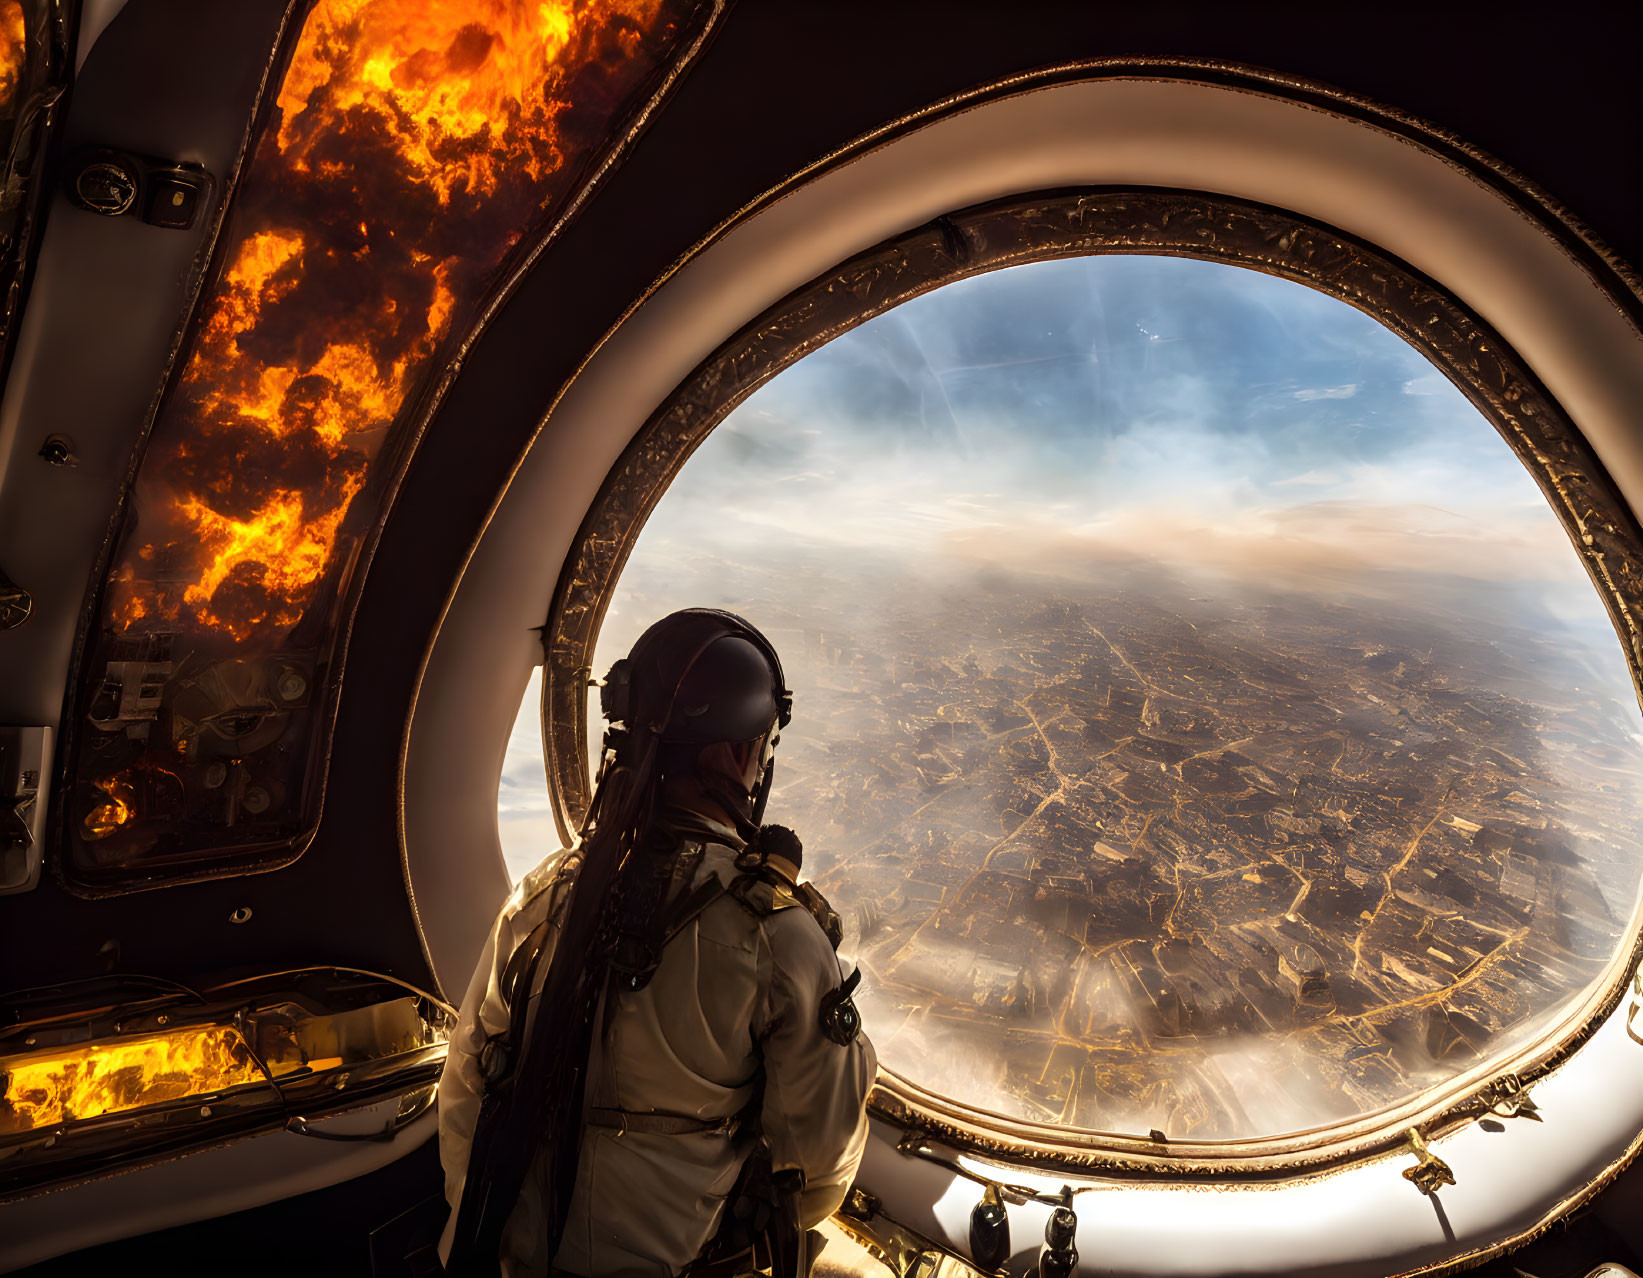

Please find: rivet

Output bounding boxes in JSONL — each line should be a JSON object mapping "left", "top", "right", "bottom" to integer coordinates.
{"left": 37, "top": 435, "right": 77, "bottom": 466}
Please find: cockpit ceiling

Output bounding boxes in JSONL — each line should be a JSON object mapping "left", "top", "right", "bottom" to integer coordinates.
{"left": 63, "top": 0, "right": 718, "bottom": 891}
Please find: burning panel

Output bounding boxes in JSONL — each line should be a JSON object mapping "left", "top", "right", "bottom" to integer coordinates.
{"left": 0, "top": 968, "right": 454, "bottom": 1197}
{"left": 66, "top": 0, "right": 714, "bottom": 887}
{"left": 1, "top": 1024, "right": 264, "bottom": 1133}
{"left": 0, "top": 1, "right": 24, "bottom": 127}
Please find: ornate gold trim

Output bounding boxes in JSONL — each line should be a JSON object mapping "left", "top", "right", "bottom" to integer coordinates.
{"left": 542, "top": 187, "right": 1643, "bottom": 1183}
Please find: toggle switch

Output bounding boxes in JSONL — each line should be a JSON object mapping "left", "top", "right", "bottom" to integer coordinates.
{"left": 143, "top": 168, "right": 206, "bottom": 230}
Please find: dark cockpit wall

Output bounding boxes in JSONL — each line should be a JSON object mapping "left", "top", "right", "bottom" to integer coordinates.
{"left": 3, "top": 2, "right": 1643, "bottom": 1274}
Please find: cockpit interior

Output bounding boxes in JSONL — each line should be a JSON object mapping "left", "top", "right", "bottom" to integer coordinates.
{"left": 3, "top": 3, "right": 1642, "bottom": 1275}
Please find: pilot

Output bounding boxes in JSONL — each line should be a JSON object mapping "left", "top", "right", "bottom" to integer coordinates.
{"left": 438, "top": 607, "right": 876, "bottom": 1277}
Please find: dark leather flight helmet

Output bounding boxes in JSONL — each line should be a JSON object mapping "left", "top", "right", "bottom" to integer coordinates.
{"left": 598, "top": 607, "right": 792, "bottom": 827}
{"left": 666, "top": 632, "right": 786, "bottom": 744}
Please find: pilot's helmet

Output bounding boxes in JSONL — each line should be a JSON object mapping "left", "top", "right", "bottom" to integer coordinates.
{"left": 600, "top": 607, "right": 791, "bottom": 753}
{"left": 600, "top": 608, "right": 792, "bottom": 805}
{"left": 665, "top": 633, "right": 784, "bottom": 745}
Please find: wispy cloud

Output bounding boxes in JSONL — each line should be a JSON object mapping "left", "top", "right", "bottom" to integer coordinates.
{"left": 598, "top": 254, "right": 1623, "bottom": 722}
{"left": 1402, "top": 372, "right": 1451, "bottom": 396}
{"left": 1272, "top": 469, "right": 1341, "bottom": 487}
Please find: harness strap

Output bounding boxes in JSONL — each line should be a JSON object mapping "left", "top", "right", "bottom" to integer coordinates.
{"left": 479, "top": 911, "right": 559, "bottom": 1086}
{"left": 501, "top": 912, "right": 556, "bottom": 1004}
{"left": 659, "top": 874, "right": 733, "bottom": 945}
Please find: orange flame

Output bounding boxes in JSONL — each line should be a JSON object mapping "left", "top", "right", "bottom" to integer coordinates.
{"left": 0, "top": 1, "right": 24, "bottom": 122}
{"left": 105, "top": 0, "right": 671, "bottom": 641}
{"left": 82, "top": 775, "right": 136, "bottom": 839}
{"left": 178, "top": 474, "right": 366, "bottom": 634}
{"left": 1, "top": 1026, "right": 264, "bottom": 1134}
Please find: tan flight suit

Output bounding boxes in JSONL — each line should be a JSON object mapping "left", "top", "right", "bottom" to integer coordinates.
{"left": 438, "top": 818, "right": 877, "bottom": 1277}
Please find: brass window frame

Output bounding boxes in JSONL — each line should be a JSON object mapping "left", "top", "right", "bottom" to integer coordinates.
{"left": 540, "top": 186, "right": 1643, "bottom": 1178}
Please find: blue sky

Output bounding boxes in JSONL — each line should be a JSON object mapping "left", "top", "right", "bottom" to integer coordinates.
{"left": 498, "top": 255, "right": 1629, "bottom": 876}
{"left": 607, "top": 256, "right": 1603, "bottom": 621}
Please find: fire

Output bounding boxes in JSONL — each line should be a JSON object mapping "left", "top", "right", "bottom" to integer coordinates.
{"left": 103, "top": 0, "right": 673, "bottom": 641}
{"left": 0, "top": 1026, "right": 264, "bottom": 1134}
{"left": 73, "top": 0, "right": 704, "bottom": 874}
{"left": 82, "top": 775, "right": 136, "bottom": 839}
{"left": 0, "top": 1, "right": 24, "bottom": 121}
{"left": 280, "top": 2, "right": 594, "bottom": 203}
{"left": 179, "top": 474, "right": 366, "bottom": 637}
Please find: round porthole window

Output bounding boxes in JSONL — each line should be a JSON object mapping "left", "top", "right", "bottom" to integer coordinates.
{"left": 511, "top": 189, "right": 1643, "bottom": 1173}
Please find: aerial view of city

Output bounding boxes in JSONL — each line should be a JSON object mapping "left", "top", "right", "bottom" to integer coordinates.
{"left": 504, "top": 254, "right": 1643, "bottom": 1141}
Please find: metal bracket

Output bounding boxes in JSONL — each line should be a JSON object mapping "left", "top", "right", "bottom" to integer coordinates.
{"left": 895, "top": 1124, "right": 1073, "bottom": 1208}
{"left": 68, "top": 147, "right": 212, "bottom": 229}
{"left": 831, "top": 1188, "right": 986, "bottom": 1278}
{"left": 896, "top": 1124, "right": 931, "bottom": 1157}
{"left": 1476, "top": 1072, "right": 1540, "bottom": 1123}
{"left": 1401, "top": 1128, "right": 1455, "bottom": 1195}
{"left": 0, "top": 726, "right": 51, "bottom": 894}
{"left": 0, "top": 563, "right": 30, "bottom": 630}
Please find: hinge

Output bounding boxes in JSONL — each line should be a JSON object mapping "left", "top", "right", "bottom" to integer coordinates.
{"left": 1401, "top": 1127, "right": 1455, "bottom": 1195}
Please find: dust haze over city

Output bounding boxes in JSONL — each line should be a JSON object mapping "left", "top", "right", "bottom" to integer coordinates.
{"left": 500, "top": 256, "right": 1643, "bottom": 1142}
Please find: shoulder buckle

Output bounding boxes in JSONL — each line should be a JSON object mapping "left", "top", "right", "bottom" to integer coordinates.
{"left": 793, "top": 880, "right": 844, "bottom": 949}
{"left": 819, "top": 968, "right": 863, "bottom": 1046}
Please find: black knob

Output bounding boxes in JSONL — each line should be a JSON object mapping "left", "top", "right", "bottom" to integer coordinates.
{"left": 1039, "top": 1204, "right": 1078, "bottom": 1278}
{"left": 969, "top": 1185, "right": 1010, "bottom": 1271}
{"left": 37, "top": 434, "right": 76, "bottom": 466}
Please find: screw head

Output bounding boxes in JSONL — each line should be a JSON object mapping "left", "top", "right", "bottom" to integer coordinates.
{"left": 38, "top": 435, "right": 76, "bottom": 466}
